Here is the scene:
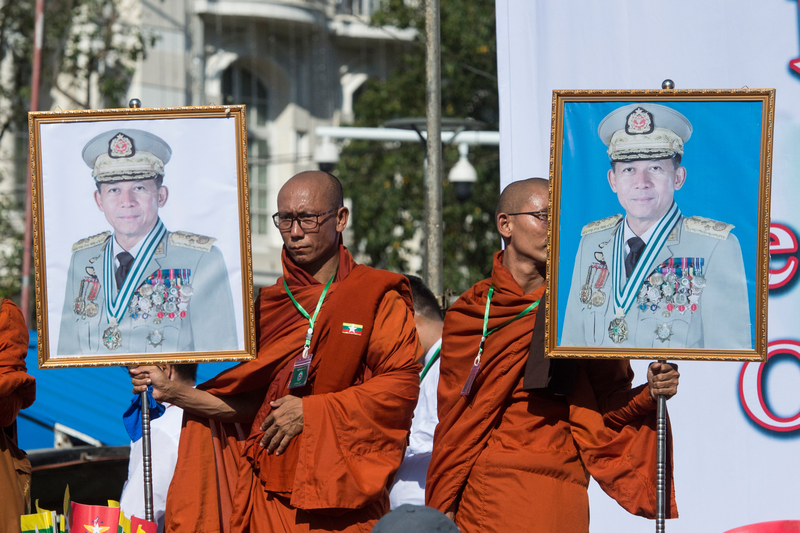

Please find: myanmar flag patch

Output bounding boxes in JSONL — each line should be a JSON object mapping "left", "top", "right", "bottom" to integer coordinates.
{"left": 342, "top": 323, "right": 363, "bottom": 336}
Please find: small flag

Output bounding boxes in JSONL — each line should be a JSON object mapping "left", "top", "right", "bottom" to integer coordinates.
{"left": 341, "top": 323, "right": 363, "bottom": 336}
{"left": 130, "top": 517, "right": 157, "bottom": 533}
{"left": 20, "top": 510, "right": 55, "bottom": 533}
{"left": 70, "top": 502, "right": 120, "bottom": 533}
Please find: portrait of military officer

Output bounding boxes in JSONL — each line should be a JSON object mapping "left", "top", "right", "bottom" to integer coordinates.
{"left": 57, "top": 128, "right": 238, "bottom": 355}
{"left": 561, "top": 103, "right": 752, "bottom": 350}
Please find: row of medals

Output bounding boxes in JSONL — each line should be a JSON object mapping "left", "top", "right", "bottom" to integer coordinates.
{"left": 74, "top": 266, "right": 194, "bottom": 350}
{"left": 581, "top": 259, "right": 707, "bottom": 343}
{"left": 129, "top": 275, "right": 194, "bottom": 332}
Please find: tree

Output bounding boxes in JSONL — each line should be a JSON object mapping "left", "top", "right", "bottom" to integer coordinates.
{"left": 336, "top": 0, "right": 500, "bottom": 295}
{"left": 0, "top": 0, "right": 153, "bottom": 300}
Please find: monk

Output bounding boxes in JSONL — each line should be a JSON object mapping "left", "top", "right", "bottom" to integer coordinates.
{"left": 425, "top": 178, "right": 680, "bottom": 533}
{"left": 132, "top": 171, "right": 422, "bottom": 532}
{"left": 0, "top": 299, "right": 36, "bottom": 532}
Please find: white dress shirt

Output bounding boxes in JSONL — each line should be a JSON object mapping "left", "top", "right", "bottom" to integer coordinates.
{"left": 119, "top": 403, "right": 183, "bottom": 532}
{"left": 389, "top": 338, "right": 442, "bottom": 509}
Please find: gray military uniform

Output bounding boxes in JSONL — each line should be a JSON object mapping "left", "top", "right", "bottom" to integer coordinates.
{"left": 561, "top": 212, "right": 752, "bottom": 350}
{"left": 57, "top": 229, "right": 238, "bottom": 355}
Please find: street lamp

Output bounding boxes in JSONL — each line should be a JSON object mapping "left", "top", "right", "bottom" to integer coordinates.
{"left": 313, "top": 135, "right": 340, "bottom": 173}
{"left": 448, "top": 143, "right": 477, "bottom": 202}
{"left": 382, "top": 117, "right": 485, "bottom": 297}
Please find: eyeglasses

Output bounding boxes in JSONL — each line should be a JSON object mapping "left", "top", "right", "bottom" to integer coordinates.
{"left": 272, "top": 208, "right": 338, "bottom": 231}
{"left": 507, "top": 210, "right": 548, "bottom": 223}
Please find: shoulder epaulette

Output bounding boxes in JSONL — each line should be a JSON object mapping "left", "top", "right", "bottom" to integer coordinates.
{"left": 581, "top": 214, "right": 623, "bottom": 236}
{"left": 72, "top": 231, "right": 111, "bottom": 252}
{"left": 169, "top": 231, "right": 216, "bottom": 252}
{"left": 683, "top": 216, "right": 734, "bottom": 240}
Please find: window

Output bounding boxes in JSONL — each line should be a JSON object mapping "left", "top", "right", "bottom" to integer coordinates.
{"left": 222, "top": 64, "right": 270, "bottom": 234}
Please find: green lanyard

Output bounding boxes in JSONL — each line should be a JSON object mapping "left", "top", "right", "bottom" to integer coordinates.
{"left": 420, "top": 345, "right": 441, "bottom": 383}
{"left": 461, "top": 285, "right": 541, "bottom": 396}
{"left": 283, "top": 268, "right": 337, "bottom": 360}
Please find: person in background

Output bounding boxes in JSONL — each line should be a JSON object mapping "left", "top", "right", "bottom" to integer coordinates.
{"left": 389, "top": 275, "right": 444, "bottom": 508}
{"left": 120, "top": 363, "right": 196, "bottom": 532}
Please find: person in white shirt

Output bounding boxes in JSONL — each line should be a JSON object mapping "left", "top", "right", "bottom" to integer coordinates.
{"left": 389, "top": 276, "right": 444, "bottom": 509}
{"left": 120, "top": 363, "right": 196, "bottom": 532}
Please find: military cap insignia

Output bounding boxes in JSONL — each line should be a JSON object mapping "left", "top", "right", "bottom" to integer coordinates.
{"left": 683, "top": 216, "right": 734, "bottom": 240}
{"left": 169, "top": 231, "right": 216, "bottom": 252}
{"left": 625, "top": 107, "right": 655, "bottom": 135}
{"left": 108, "top": 132, "right": 135, "bottom": 158}
{"left": 72, "top": 231, "right": 112, "bottom": 252}
{"left": 581, "top": 214, "right": 623, "bottom": 236}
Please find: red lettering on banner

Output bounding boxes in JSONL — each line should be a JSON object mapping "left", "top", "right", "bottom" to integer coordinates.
{"left": 739, "top": 340, "right": 800, "bottom": 432}
{"left": 769, "top": 224, "right": 798, "bottom": 289}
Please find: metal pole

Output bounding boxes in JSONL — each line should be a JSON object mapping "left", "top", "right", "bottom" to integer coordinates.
{"left": 126, "top": 97, "right": 155, "bottom": 522}
{"left": 141, "top": 389, "right": 154, "bottom": 522}
{"left": 21, "top": 0, "right": 46, "bottom": 325}
{"left": 655, "top": 79, "right": 675, "bottom": 533}
{"left": 424, "top": 0, "right": 443, "bottom": 299}
{"left": 656, "top": 391, "right": 667, "bottom": 533}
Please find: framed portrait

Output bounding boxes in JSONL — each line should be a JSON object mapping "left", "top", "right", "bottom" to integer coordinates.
{"left": 545, "top": 89, "right": 774, "bottom": 361}
{"left": 29, "top": 105, "right": 256, "bottom": 368}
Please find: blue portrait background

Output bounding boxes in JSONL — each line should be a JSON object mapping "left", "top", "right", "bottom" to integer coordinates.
{"left": 555, "top": 100, "right": 763, "bottom": 346}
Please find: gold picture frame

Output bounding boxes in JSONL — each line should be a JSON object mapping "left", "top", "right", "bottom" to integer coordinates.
{"left": 545, "top": 89, "right": 774, "bottom": 361}
{"left": 29, "top": 105, "right": 256, "bottom": 368}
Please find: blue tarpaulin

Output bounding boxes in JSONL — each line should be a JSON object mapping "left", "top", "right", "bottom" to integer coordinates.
{"left": 17, "top": 330, "right": 238, "bottom": 450}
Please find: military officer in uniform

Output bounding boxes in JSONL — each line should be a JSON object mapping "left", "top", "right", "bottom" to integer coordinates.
{"left": 57, "top": 128, "right": 238, "bottom": 355}
{"left": 561, "top": 103, "right": 751, "bottom": 350}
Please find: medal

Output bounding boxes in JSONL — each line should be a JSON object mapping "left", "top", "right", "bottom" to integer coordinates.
{"left": 74, "top": 297, "right": 86, "bottom": 316}
{"left": 73, "top": 280, "right": 87, "bottom": 316}
{"left": 591, "top": 290, "right": 606, "bottom": 307}
{"left": 103, "top": 321, "right": 122, "bottom": 350}
{"left": 608, "top": 314, "right": 629, "bottom": 344}
{"left": 140, "top": 284, "right": 154, "bottom": 297}
{"left": 147, "top": 329, "right": 164, "bottom": 347}
{"left": 85, "top": 302, "right": 99, "bottom": 318}
{"left": 580, "top": 266, "right": 593, "bottom": 305}
{"left": 649, "top": 272, "right": 665, "bottom": 287}
{"left": 103, "top": 218, "right": 166, "bottom": 349}
{"left": 655, "top": 323, "right": 673, "bottom": 343}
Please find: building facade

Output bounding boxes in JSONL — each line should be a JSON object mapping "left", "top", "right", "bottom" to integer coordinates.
{"left": 126, "top": 0, "right": 414, "bottom": 287}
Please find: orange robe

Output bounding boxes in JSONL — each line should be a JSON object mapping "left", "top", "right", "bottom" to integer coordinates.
{"left": 165, "top": 246, "right": 422, "bottom": 533}
{"left": 425, "top": 252, "right": 677, "bottom": 533}
{"left": 0, "top": 299, "right": 35, "bottom": 532}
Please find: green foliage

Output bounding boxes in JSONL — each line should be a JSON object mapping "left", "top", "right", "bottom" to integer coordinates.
{"left": 337, "top": 0, "right": 500, "bottom": 294}
{"left": 0, "top": 193, "right": 23, "bottom": 301}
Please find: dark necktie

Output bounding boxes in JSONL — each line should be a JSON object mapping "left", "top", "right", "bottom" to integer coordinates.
{"left": 115, "top": 251, "right": 135, "bottom": 289}
{"left": 625, "top": 237, "right": 646, "bottom": 278}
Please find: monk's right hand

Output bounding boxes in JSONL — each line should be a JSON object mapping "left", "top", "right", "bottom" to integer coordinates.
{"left": 130, "top": 365, "right": 172, "bottom": 402}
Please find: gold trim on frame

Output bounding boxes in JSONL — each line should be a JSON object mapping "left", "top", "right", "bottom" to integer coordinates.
{"left": 545, "top": 89, "right": 774, "bottom": 362}
{"left": 29, "top": 105, "right": 257, "bottom": 368}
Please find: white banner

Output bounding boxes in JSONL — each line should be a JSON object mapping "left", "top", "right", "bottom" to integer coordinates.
{"left": 497, "top": 1, "right": 800, "bottom": 531}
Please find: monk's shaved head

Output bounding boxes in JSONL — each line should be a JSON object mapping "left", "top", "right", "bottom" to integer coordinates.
{"left": 279, "top": 170, "right": 343, "bottom": 210}
{"left": 496, "top": 178, "right": 549, "bottom": 215}
{"left": 276, "top": 170, "right": 350, "bottom": 280}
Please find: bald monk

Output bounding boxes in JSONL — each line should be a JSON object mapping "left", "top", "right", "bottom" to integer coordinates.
{"left": 132, "top": 171, "right": 422, "bottom": 532}
{"left": 425, "top": 178, "right": 680, "bottom": 533}
{"left": 0, "top": 299, "right": 36, "bottom": 532}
